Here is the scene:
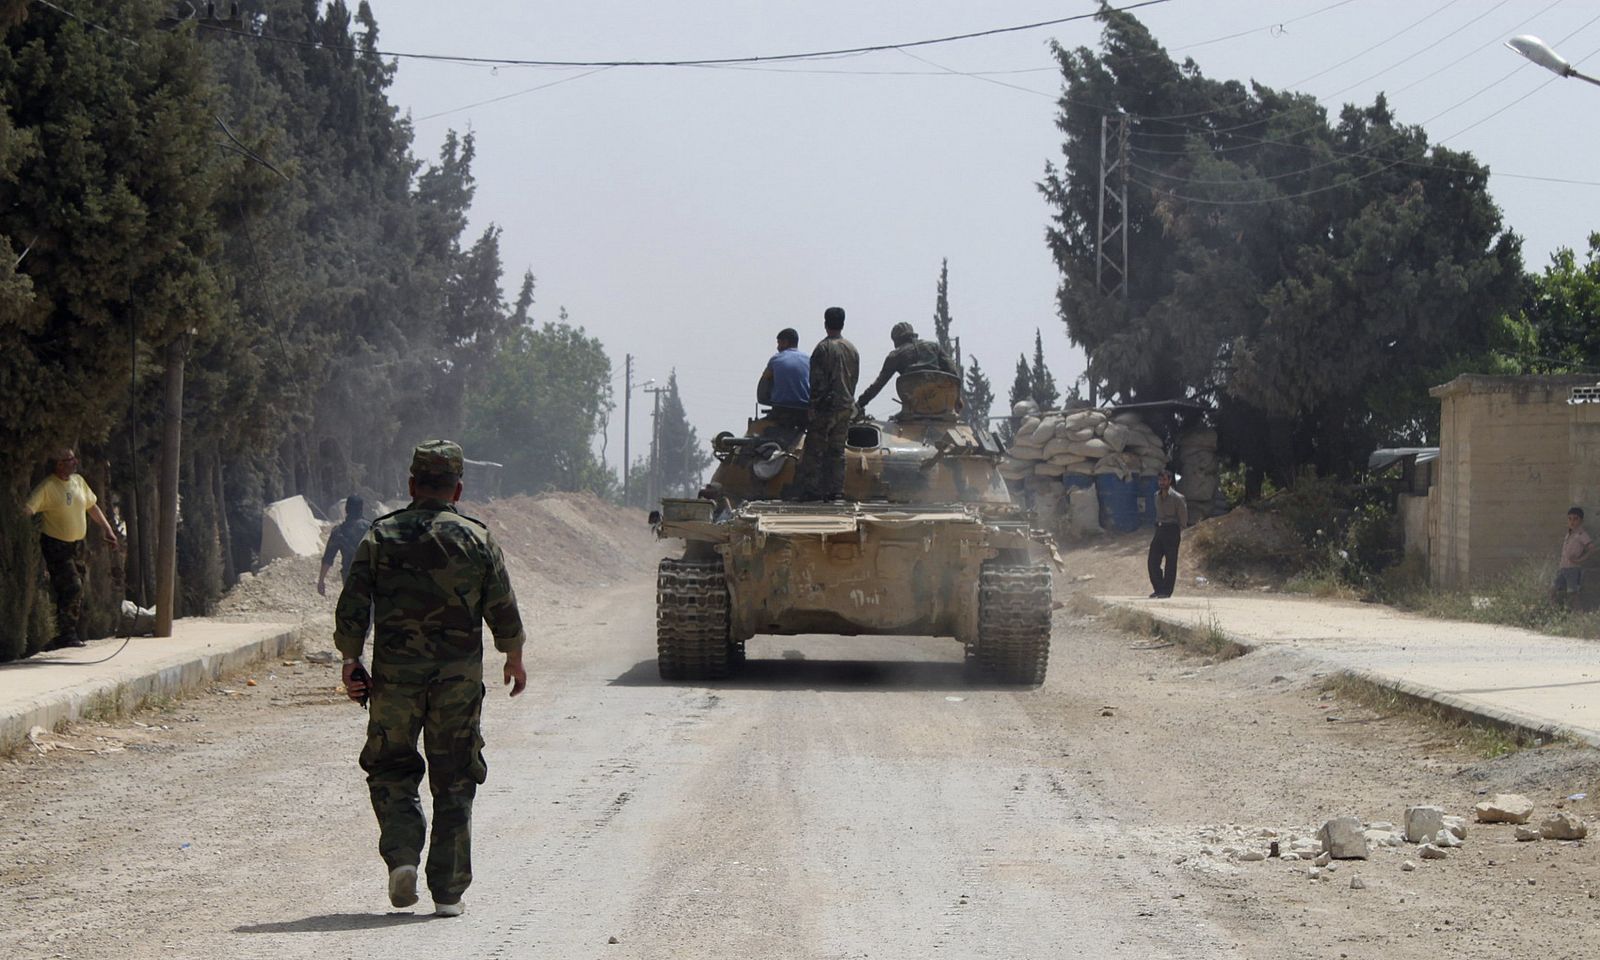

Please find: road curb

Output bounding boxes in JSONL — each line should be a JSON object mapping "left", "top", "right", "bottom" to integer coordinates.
{"left": 1090, "top": 596, "right": 1600, "bottom": 750}
{"left": 0, "top": 622, "right": 311, "bottom": 752}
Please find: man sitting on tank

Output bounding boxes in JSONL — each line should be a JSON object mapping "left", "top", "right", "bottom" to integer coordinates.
{"left": 757, "top": 326, "right": 811, "bottom": 440}
{"left": 855, "top": 322, "right": 959, "bottom": 413}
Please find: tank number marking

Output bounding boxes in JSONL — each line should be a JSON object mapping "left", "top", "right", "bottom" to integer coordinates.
{"left": 849, "top": 588, "right": 882, "bottom": 607}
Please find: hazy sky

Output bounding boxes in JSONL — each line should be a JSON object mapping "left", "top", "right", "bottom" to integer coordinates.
{"left": 366, "top": 0, "right": 1600, "bottom": 475}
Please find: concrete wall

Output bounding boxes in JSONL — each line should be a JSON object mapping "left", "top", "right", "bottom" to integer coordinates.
{"left": 1429, "top": 375, "right": 1596, "bottom": 588}
{"left": 1399, "top": 494, "right": 1430, "bottom": 558}
{"left": 1571, "top": 404, "right": 1600, "bottom": 517}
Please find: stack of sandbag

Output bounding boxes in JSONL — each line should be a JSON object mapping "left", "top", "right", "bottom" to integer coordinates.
{"left": 1109, "top": 411, "right": 1168, "bottom": 476}
{"left": 1001, "top": 408, "right": 1167, "bottom": 483}
{"left": 1023, "top": 474, "right": 1067, "bottom": 525}
{"left": 1175, "top": 426, "right": 1219, "bottom": 520}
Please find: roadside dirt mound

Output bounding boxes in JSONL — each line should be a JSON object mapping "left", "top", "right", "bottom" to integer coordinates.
{"left": 1186, "top": 505, "right": 1310, "bottom": 586}
{"left": 211, "top": 492, "right": 659, "bottom": 622}
{"left": 462, "top": 492, "right": 660, "bottom": 597}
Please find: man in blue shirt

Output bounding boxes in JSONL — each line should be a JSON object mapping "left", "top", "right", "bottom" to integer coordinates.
{"left": 758, "top": 327, "right": 810, "bottom": 429}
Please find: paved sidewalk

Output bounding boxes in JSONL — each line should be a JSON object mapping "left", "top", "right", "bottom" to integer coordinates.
{"left": 0, "top": 620, "right": 305, "bottom": 750}
{"left": 1100, "top": 594, "right": 1600, "bottom": 747}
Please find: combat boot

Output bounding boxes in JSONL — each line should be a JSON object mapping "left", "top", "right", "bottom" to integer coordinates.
{"left": 388, "top": 864, "right": 418, "bottom": 908}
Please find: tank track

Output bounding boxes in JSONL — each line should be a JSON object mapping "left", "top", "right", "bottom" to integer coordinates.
{"left": 656, "top": 558, "right": 733, "bottom": 681}
{"left": 970, "top": 562, "right": 1052, "bottom": 685}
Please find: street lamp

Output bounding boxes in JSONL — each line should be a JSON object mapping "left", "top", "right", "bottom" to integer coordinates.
{"left": 1506, "top": 35, "right": 1600, "bottom": 87}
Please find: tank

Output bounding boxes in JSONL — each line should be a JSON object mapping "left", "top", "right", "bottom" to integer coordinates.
{"left": 654, "top": 371, "right": 1057, "bottom": 685}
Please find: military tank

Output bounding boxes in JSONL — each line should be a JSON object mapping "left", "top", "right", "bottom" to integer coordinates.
{"left": 653, "top": 371, "right": 1056, "bottom": 685}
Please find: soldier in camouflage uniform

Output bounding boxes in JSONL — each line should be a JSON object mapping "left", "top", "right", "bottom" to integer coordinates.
{"left": 855, "top": 322, "right": 959, "bottom": 412}
{"left": 791, "top": 306, "right": 859, "bottom": 501}
{"left": 335, "top": 441, "right": 527, "bottom": 917}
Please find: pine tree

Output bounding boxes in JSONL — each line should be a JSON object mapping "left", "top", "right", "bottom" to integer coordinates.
{"left": 654, "top": 372, "right": 713, "bottom": 498}
{"left": 963, "top": 356, "right": 995, "bottom": 431}
{"left": 1029, "top": 329, "right": 1059, "bottom": 412}
{"left": 1000, "top": 354, "right": 1033, "bottom": 442}
{"left": 932, "top": 258, "right": 954, "bottom": 352}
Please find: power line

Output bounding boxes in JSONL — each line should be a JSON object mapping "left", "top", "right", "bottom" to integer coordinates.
{"left": 687, "top": 0, "right": 1363, "bottom": 80}
{"left": 1109, "top": 0, "right": 1561, "bottom": 147}
{"left": 1121, "top": 15, "right": 1600, "bottom": 200}
{"left": 1132, "top": 0, "right": 1464, "bottom": 123}
{"left": 198, "top": 1, "right": 1176, "bottom": 69}
{"left": 29, "top": 0, "right": 119, "bottom": 38}
{"left": 413, "top": 67, "right": 614, "bottom": 122}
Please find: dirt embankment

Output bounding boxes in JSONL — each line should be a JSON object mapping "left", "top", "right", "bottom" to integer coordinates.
{"left": 212, "top": 492, "right": 661, "bottom": 621}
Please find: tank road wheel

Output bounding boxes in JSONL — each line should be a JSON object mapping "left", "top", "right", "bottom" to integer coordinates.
{"left": 971, "top": 563, "right": 1052, "bottom": 685}
{"left": 656, "top": 558, "right": 733, "bottom": 682}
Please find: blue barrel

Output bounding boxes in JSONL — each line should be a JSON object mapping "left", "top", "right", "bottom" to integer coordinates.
{"left": 1133, "top": 473, "right": 1160, "bottom": 528}
{"left": 1095, "top": 473, "right": 1141, "bottom": 533}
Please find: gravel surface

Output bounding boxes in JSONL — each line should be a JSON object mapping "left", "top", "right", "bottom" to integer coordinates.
{"left": 2, "top": 519, "right": 1597, "bottom": 959}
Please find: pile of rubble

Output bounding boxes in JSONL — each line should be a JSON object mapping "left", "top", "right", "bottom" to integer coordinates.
{"left": 1181, "top": 793, "right": 1588, "bottom": 883}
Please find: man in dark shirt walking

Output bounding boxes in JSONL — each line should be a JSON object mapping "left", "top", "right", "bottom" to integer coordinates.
{"left": 791, "top": 307, "right": 859, "bottom": 501}
{"left": 318, "top": 495, "right": 368, "bottom": 597}
{"left": 1148, "top": 469, "right": 1188, "bottom": 599}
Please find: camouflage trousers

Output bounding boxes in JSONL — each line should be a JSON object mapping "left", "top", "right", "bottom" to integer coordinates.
{"left": 39, "top": 536, "right": 85, "bottom": 643}
{"left": 359, "top": 675, "right": 487, "bottom": 903}
{"left": 792, "top": 406, "right": 853, "bottom": 499}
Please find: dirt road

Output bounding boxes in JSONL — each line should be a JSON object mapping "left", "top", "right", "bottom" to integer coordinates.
{"left": 4, "top": 564, "right": 1598, "bottom": 959}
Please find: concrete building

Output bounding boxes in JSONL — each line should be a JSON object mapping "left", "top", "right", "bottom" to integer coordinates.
{"left": 1427, "top": 374, "right": 1600, "bottom": 588}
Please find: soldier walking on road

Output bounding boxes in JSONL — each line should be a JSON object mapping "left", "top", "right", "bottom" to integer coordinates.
{"left": 1147, "top": 469, "right": 1188, "bottom": 599}
{"left": 334, "top": 441, "right": 527, "bottom": 917}
{"left": 790, "top": 307, "right": 859, "bottom": 501}
{"left": 25, "top": 447, "right": 119, "bottom": 650}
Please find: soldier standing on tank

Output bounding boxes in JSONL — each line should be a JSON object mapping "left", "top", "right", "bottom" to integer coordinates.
{"left": 855, "top": 321, "right": 959, "bottom": 412}
{"left": 335, "top": 440, "right": 527, "bottom": 917}
{"left": 791, "top": 306, "right": 859, "bottom": 501}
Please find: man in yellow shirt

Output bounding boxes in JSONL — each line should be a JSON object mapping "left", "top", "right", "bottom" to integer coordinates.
{"left": 26, "top": 448, "right": 118, "bottom": 649}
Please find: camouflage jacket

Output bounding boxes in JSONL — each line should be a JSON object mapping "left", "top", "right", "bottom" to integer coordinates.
{"left": 809, "top": 335, "right": 859, "bottom": 413}
{"left": 857, "top": 339, "right": 958, "bottom": 406}
{"left": 333, "top": 499, "right": 525, "bottom": 683}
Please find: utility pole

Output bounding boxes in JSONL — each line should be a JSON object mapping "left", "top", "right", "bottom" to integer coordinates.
{"left": 622, "top": 354, "right": 632, "bottom": 504}
{"left": 1094, "top": 112, "right": 1130, "bottom": 407}
{"left": 154, "top": 334, "right": 189, "bottom": 637}
{"left": 645, "top": 384, "right": 668, "bottom": 504}
{"left": 624, "top": 364, "right": 655, "bottom": 506}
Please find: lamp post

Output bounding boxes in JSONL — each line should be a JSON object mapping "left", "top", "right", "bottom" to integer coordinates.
{"left": 1506, "top": 35, "right": 1600, "bottom": 87}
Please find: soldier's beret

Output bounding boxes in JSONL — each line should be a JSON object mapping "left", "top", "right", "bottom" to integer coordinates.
{"left": 411, "top": 440, "right": 464, "bottom": 481}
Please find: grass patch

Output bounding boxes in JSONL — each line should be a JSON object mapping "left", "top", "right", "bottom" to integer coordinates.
{"left": 1195, "top": 612, "right": 1248, "bottom": 659}
{"left": 1285, "top": 566, "right": 1365, "bottom": 601}
{"left": 78, "top": 684, "right": 129, "bottom": 722}
{"left": 1099, "top": 601, "right": 1247, "bottom": 660}
{"left": 1377, "top": 558, "right": 1600, "bottom": 639}
{"left": 1323, "top": 674, "right": 1547, "bottom": 759}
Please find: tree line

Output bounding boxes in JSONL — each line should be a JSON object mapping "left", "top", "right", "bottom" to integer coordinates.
{"left": 1040, "top": 8, "right": 1548, "bottom": 494}
{"left": 0, "top": 0, "right": 649, "bottom": 659}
